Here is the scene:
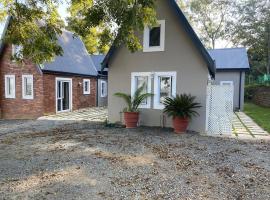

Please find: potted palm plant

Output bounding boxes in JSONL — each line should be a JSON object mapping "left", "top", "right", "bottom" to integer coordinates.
{"left": 114, "top": 84, "right": 153, "bottom": 128}
{"left": 163, "top": 94, "right": 201, "bottom": 134}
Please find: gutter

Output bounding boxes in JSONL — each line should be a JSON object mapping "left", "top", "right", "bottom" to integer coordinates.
{"left": 239, "top": 71, "right": 242, "bottom": 111}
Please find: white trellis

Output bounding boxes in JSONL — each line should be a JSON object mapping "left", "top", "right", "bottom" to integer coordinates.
{"left": 206, "top": 85, "right": 234, "bottom": 135}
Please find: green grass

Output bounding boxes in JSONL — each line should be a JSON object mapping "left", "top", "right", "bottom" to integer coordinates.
{"left": 244, "top": 103, "right": 270, "bottom": 133}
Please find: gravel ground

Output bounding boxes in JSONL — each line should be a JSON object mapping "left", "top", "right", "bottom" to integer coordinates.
{"left": 0, "top": 121, "right": 269, "bottom": 200}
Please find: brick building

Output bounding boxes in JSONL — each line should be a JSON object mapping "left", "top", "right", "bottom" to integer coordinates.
{"left": 0, "top": 19, "right": 99, "bottom": 119}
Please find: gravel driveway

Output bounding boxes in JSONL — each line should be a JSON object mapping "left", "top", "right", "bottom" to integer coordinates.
{"left": 0, "top": 121, "right": 269, "bottom": 199}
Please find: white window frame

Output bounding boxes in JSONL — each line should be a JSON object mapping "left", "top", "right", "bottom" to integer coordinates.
{"left": 12, "top": 45, "right": 23, "bottom": 59}
{"left": 220, "top": 81, "right": 234, "bottom": 86}
{"left": 83, "top": 79, "right": 91, "bottom": 95}
{"left": 5, "top": 75, "right": 16, "bottom": 99}
{"left": 22, "top": 75, "right": 34, "bottom": 99}
{"left": 143, "top": 20, "right": 165, "bottom": 52}
{"left": 131, "top": 72, "right": 152, "bottom": 109}
{"left": 154, "top": 71, "right": 177, "bottom": 110}
{"left": 100, "top": 80, "right": 107, "bottom": 97}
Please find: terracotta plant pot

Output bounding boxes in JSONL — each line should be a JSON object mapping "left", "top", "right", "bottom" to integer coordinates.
{"left": 124, "top": 112, "right": 139, "bottom": 128}
{"left": 173, "top": 117, "right": 189, "bottom": 134}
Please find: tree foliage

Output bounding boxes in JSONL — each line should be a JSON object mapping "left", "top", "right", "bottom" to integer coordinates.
{"left": 179, "top": 0, "right": 232, "bottom": 49}
{"left": 231, "top": 0, "right": 270, "bottom": 75}
{"left": 66, "top": 0, "right": 109, "bottom": 54}
{"left": 1, "top": 0, "right": 64, "bottom": 63}
{"left": 0, "top": 0, "right": 157, "bottom": 62}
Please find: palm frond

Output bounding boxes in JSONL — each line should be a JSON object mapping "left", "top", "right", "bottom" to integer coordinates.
{"left": 163, "top": 94, "right": 202, "bottom": 119}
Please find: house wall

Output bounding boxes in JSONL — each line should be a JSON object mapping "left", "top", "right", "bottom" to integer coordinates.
{"left": 43, "top": 74, "right": 97, "bottom": 115}
{"left": 0, "top": 45, "right": 44, "bottom": 119}
{"left": 97, "top": 78, "right": 108, "bottom": 107}
{"left": 214, "top": 71, "right": 245, "bottom": 110}
{"left": 108, "top": 0, "right": 209, "bottom": 133}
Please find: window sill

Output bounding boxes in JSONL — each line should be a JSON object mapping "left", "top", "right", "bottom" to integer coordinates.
{"left": 143, "top": 47, "right": 165, "bottom": 52}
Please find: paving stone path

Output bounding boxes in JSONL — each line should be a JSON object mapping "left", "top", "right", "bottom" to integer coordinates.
{"left": 233, "top": 112, "right": 269, "bottom": 140}
{"left": 39, "top": 107, "right": 108, "bottom": 122}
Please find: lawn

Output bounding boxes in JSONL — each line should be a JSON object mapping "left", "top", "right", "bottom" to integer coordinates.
{"left": 244, "top": 103, "right": 270, "bottom": 133}
{"left": 0, "top": 120, "right": 269, "bottom": 199}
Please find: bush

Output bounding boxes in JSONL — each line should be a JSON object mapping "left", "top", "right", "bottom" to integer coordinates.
{"left": 245, "top": 84, "right": 270, "bottom": 101}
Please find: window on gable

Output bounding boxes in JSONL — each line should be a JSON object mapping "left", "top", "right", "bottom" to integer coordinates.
{"left": 131, "top": 72, "right": 152, "bottom": 109}
{"left": 83, "top": 79, "right": 90, "bottom": 95}
{"left": 149, "top": 26, "right": 161, "bottom": 47}
{"left": 5, "top": 75, "right": 16, "bottom": 99}
{"left": 154, "top": 72, "right": 177, "bottom": 109}
{"left": 143, "top": 20, "right": 165, "bottom": 52}
{"left": 12, "top": 45, "right": 23, "bottom": 59}
{"left": 22, "top": 75, "right": 34, "bottom": 99}
{"left": 100, "top": 80, "right": 107, "bottom": 97}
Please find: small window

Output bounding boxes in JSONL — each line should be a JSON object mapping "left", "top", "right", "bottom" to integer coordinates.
{"left": 83, "top": 79, "right": 91, "bottom": 94}
{"left": 154, "top": 72, "right": 177, "bottom": 109}
{"left": 12, "top": 45, "right": 23, "bottom": 59}
{"left": 131, "top": 72, "right": 152, "bottom": 109}
{"left": 220, "top": 81, "right": 234, "bottom": 86}
{"left": 5, "top": 75, "right": 16, "bottom": 99}
{"left": 143, "top": 20, "right": 165, "bottom": 52}
{"left": 100, "top": 80, "right": 107, "bottom": 97}
{"left": 22, "top": 75, "right": 34, "bottom": 99}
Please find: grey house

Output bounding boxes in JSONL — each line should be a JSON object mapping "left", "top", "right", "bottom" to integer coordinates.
{"left": 103, "top": 0, "right": 216, "bottom": 133}
{"left": 208, "top": 48, "right": 250, "bottom": 111}
{"left": 91, "top": 55, "right": 108, "bottom": 107}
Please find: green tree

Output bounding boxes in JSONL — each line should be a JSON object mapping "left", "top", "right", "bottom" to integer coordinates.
{"left": 179, "top": 0, "right": 232, "bottom": 49}
{"left": 0, "top": 0, "right": 158, "bottom": 63}
{"left": 0, "top": 0, "right": 65, "bottom": 63}
{"left": 231, "top": 0, "right": 270, "bottom": 75}
{"left": 66, "top": 0, "right": 109, "bottom": 54}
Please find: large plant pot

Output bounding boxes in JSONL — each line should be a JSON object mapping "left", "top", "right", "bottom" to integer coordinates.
{"left": 124, "top": 112, "right": 139, "bottom": 128}
{"left": 173, "top": 117, "right": 189, "bottom": 134}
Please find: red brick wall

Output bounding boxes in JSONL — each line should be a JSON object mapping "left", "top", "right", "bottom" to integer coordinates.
{"left": 0, "top": 45, "right": 44, "bottom": 119}
{"left": 43, "top": 74, "right": 97, "bottom": 115}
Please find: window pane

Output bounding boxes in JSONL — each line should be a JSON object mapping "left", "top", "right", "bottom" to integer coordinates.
{"left": 149, "top": 26, "right": 161, "bottom": 47}
{"left": 135, "top": 76, "right": 148, "bottom": 105}
{"left": 25, "top": 77, "right": 32, "bottom": 96}
{"left": 84, "top": 81, "right": 89, "bottom": 92}
{"left": 7, "top": 78, "right": 11, "bottom": 95}
{"left": 159, "top": 76, "right": 172, "bottom": 103}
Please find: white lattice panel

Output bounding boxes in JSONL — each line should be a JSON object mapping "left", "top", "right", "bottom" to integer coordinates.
{"left": 206, "top": 85, "right": 234, "bottom": 135}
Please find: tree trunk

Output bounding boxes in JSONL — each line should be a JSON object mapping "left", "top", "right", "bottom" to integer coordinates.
{"left": 211, "top": 38, "right": 215, "bottom": 49}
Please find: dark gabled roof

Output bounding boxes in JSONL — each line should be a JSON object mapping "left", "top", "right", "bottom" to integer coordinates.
{"left": 90, "top": 54, "right": 106, "bottom": 72}
{"left": 102, "top": 0, "right": 216, "bottom": 77}
{"left": 0, "top": 18, "right": 97, "bottom": 76}
{"left": 208, "top": 48, "right": 250, "bottom": 71}
{"left": 0, "top": 16, "right": 11, "bottom": 55}
{"left": 43, "top": 30, "right": 98, "bottom": 76}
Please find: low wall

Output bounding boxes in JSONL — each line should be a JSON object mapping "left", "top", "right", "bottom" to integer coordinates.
{"left": 253, "top": 86, "right": 270, "bottom": 107}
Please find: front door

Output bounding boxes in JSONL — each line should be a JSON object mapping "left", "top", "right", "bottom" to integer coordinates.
{"left": 56, "top": 78, "right": 72, "bottom": 112}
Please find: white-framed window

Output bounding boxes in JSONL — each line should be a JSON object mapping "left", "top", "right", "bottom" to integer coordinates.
{"left": 22, "top": 75, "right": 34, "bottom": 99}
{"left": 220, "top": 81, "right": 234, "bottom": 86}
{"left": 154, "top": 72, "right": 177, "bottom": 110}
{"left": 143, "top": 20, "right": 165, "bottom": 52}
{"left": 100, "top": 80, "right": 107, "bottom": 97}
{"left": 12, "top": 45, "right": 23, "bottom": 59}
{"left": 5, "top": 75, "right": 16, "bottom": 99}
{"left": 131, "top": 72, "right": 152, "bottom": 109}
{"left": 83, "top": 79, "right": 91, "bottom": 94}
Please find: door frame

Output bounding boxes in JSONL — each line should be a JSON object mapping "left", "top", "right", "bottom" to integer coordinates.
{"left": 55, "top": 77, "right": 73, "bottom": 113}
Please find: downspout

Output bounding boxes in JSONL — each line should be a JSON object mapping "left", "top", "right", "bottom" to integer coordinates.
{"left": 96, "top": 75, "right": 99, "bottom": 107}
{"left": 239, "top": 71, "right": 242, "bottom": 111}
